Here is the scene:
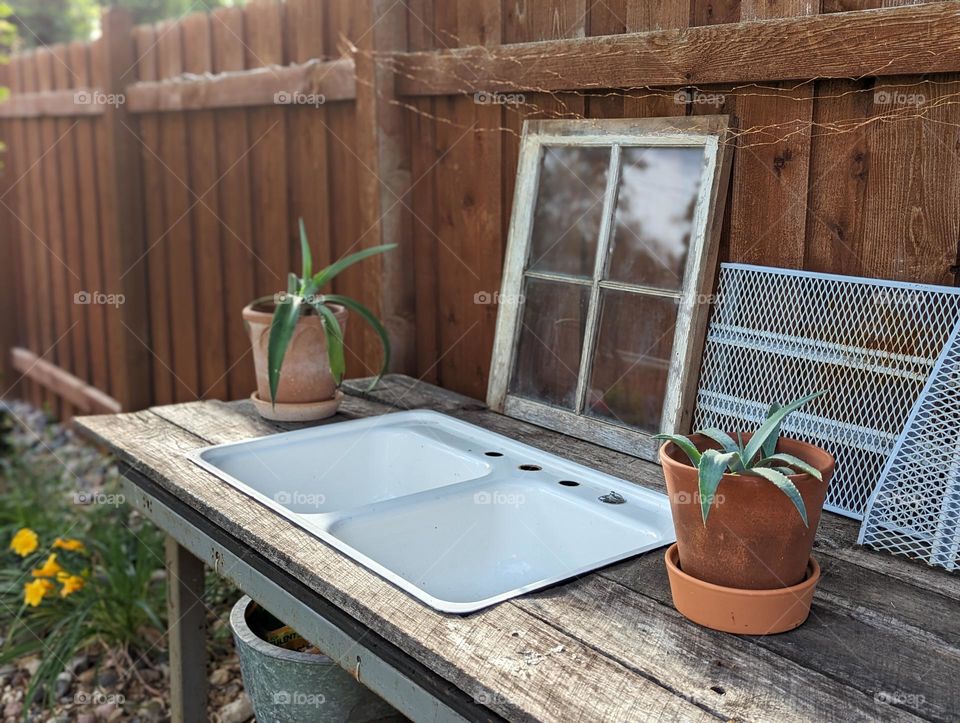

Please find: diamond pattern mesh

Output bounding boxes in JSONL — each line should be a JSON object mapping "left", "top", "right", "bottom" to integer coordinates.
{"left": 694, "top": 264, "right": 960, "bottom": 519}
{"left": 859, "top": 321, "right": 960, "bottom": 570}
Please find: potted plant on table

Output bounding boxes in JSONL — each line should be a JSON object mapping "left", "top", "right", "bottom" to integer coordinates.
{"left": 655, "top": 392, "right": 834, "bottom": 634}
{"left": 243, "top": 220, "right": 394, "bottom": 422}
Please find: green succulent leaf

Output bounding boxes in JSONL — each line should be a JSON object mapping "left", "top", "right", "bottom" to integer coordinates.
{"left": 299, "top": 218, "right": 313, "bottom": 280}
{"left": 749, "top": 467, "right": 809, "bottom": 527}
{"left": 697, "top": 449, "right": 739, "bottom": 525}
{"left": 311, "top": 301, "right": 346, "bottom": 385}
{"left": 267, "top": 295, "right": 303, "bottom": 406}
{"left": 324, "top": 294, "right": 391, "bottom": 389}
{"left": 762, "top": 402, "right": 782, "bottom": 458}
{"left": 312, "top": 244, "right": 397, "bottom": 290}
{"left": 695, "top": 427, "right": 745, "bottom": 471}
{"left": 653, "top": 433, "right": 702, "bottom": 468}
{"left": 756, "top": 452, "right": 823, "bottom": 481}
{"left": 743, "top": 391, "right": 824, "bottom": 467}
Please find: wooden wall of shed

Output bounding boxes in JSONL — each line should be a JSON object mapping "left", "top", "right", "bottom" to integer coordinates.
{"left": 407, "top": 0, "right": 960, "bottom": 400}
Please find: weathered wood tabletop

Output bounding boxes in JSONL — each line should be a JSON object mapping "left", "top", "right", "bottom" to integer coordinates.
{"left": 75, "top": 375, "right": 960, "bottom": 722}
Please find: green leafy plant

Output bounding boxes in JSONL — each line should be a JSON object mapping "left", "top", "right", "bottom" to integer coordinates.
{"left": 262, "top": 219, "right": 395, "bottom": 404}
{"left": 655, "top": 391, "right": 825, "bottom": 527}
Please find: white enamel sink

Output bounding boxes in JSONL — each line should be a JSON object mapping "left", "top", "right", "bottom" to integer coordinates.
{"left": 188, "top": 410, "right": 675, "bottom": 613}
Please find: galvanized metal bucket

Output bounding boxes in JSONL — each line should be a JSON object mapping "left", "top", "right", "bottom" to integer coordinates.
{"left": 230, "top": 596, "right": 399, "bottom": 722}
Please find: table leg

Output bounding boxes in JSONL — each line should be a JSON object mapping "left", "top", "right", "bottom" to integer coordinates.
{"left": 165, "top": 536, "right": 208, "bottom": 723}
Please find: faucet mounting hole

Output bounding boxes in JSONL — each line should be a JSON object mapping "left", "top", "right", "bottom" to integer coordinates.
{"left": 558, "top": 480, "right": 580, "bottom": 487}
{"left": 484, "top": 451, "right": 503, "bottom": 457}
{"left": 519, "top": 464, "right": 542, "bottom": 472}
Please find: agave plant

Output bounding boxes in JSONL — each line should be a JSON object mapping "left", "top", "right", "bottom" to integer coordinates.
{"left": 655, "top": 391, "right": 825, "bottom": 526}
{"left": 264, "top": 219, "right": 395, "bottom": 404}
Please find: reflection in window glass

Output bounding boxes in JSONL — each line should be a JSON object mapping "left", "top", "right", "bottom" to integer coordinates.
{"left": 510, "top": 278, "right": 589, "bottom": 409}
{"left": 586, "top": 290, "right": 680, "bottom": 433}
{"left": 528, "top": 146, "right": 611, "bottom": 278}
{"left": 607, "top": 147, "right": 705, "bottom": 291}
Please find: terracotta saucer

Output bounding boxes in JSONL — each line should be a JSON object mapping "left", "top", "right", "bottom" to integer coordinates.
{"left": 249, "top": 391, "right": 343, "bottom": 423}
{"left": 664, "top": 543, "right": 820, "bottom": 635}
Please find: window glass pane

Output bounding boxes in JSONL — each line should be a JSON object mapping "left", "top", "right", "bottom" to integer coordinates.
{"left": 607, "top": 146, "right": 706, "bottom": 290}
{"left": 528, "top": 146, "right": 611, "bottom": 278}
{"left": 585, "top": 290, "right": 680, "bottom": 432}
{"left": 510, "top": 277, "right": 590, "bottom": 409}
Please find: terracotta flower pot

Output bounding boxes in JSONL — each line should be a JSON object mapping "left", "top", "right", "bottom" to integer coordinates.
{"left": 664, "top": 544, "right": 821, "bottom": 634}
{"left": 659, "top": 434, "right": 834, "bottom": 590}
{"left": 243, "top": 301, "right": 348, "bottom": 420}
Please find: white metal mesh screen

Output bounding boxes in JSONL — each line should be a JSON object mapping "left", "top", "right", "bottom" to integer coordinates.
{"left": 694, "top": 263, "right": 960, "bottom": 519}
{"left": 859, "top": 321, "right": 960, "bottom": 570}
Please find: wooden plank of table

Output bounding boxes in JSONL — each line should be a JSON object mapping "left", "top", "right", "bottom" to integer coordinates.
{"left": 165, "top": 537, "right": 208, "bottom": 723}
{"left": 344, "top": 376, "right": 960, "bottom": 720}
{"left": 395, "top": 3, "right": 960, "bottom": 95}
{"left": 75, "top": 407, "right": 715, "bottom": 723}
{"left": 82, "top": 395, "right": 927, "bottom": 722}
{"left": 154, "top": 403, "right": 950, "bottom": 721}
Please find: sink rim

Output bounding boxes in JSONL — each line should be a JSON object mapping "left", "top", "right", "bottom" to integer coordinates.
{"left": 187, "top": 409, "right": 676, "bottom": 614}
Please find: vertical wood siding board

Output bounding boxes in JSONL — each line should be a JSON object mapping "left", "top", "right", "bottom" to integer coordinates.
{"left": 7, "top": 57, "right": 41, "bottom": 404}
{"left": 804, "top": 78, "right": 872, "bottom": 276}
{"left": 242, "top": 0, "right": 290, "bottom": 302}
{"left": 69, "top": 41, "right": 111, "bottom": 399}
{"left": 22, "top": 52, "right": 56, "bottom": 411}
{"left": 93, "top": 11, "right": 152, "bottom": 411}
{"left": 0, "top": 62, "right": 22, "bottom": 400}
{"left": 355, "top": 0, "right": 417, "bottom": 376}
{"left": 405, "top": 0, "right": 440, "bottom": 381}
{"left": 132, "top": 26, "right": 174, "bottom": 405}
{"left": 211, "top": 6, "right": 256, "bottom": 401}
{"left": 154, "top": 21, "right": 200, "bottom": 402}
{"left": 727, "top": 1, "right": 815, "bottom": 268}
{"left": 285, "top": 0, "right": 333, "bottom": 274}
{"left": 53, "top": 44, "right": 89, "bottom": 400}
{"left": 324, "top": 0, "right": 372, "bottom": 375}
{"left": 36, "top": 48, "right": 73, "bottom": 417}
{"left": 182, "top": 12, "right": 228, "bottom": 400}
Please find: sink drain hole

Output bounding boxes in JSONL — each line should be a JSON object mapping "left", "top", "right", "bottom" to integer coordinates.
{"left": 519, "top": 464, "right": 542, "bottom": 471}
{"left": 484, "top": 451, "right": 503, "bottom": 457}
{"left": 558, "top": 480, "right": 580, "bottom": 487}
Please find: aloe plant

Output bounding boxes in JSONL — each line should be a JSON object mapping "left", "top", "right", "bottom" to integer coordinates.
{"left": 655, "top": 391, "right": 825, "bottom": 527}
{"left": 263, "top": 219, "right": 395, "bottom": 405}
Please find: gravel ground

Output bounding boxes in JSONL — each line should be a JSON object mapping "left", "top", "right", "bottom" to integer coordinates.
{"left": 0, "top": 401, "right": 254, "bottom": 723}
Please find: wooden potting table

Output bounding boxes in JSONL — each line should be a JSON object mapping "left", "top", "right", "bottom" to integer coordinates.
{"left": 74, "top": 375, "right": 960, "bottom": 723}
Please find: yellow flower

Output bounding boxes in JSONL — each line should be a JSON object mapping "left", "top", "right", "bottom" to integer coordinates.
{"left": 52, "top": 538, "right": 85, "bottom": 552}
{"left": 10, "top": 528, "right": 38, "bottom": 557}
{"left": 58, "top": 574, "right": 85, "bottom": 598}
{"left": 23, "top": 579, "right": 53, "bottom": 607}
{"left": 30, "top": 553, "right": 63, "bottom": 579}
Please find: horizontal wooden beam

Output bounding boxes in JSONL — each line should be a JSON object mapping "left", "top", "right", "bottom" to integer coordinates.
{"left": 0, "top": 88, "right": 106, "bottom": 118}
{"left": 11, "top": 347, "right": 121, "bottom": 414}
{"left": 126, "top": 58, "right": 356, "bottom": 113}
{"left": 395, "top": 2, "right": 960, "bottom": 95}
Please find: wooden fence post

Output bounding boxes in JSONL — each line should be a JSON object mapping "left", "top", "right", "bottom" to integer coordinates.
{"left": 354, "top": 0, "right": 416, "bottom": 376}
{"left": 97, "top": 7, "right": 151, "bottom": 411}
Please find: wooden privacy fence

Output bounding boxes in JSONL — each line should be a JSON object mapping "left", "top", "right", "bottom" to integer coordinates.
{"left": 3, "top": 0, "right": 960, "bottom": 416}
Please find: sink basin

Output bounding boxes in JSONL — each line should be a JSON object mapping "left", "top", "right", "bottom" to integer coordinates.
{"left": 189, "top": 410, "right": 675, "bottom": 613}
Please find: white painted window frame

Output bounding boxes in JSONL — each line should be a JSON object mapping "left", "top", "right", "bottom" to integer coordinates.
{"left": 487, "top": 117, "right": 734, "bottom": 462}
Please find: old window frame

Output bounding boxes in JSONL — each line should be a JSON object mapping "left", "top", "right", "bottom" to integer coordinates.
{"left": 487, "top": 117, "right": 733, "bottom": 461}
